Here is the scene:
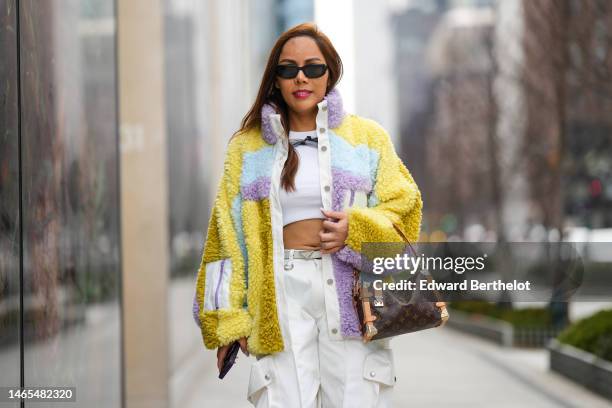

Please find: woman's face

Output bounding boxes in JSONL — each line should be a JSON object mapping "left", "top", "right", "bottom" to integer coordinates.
{"left": 275, "top": 36, "right": 329, "bottom": 117}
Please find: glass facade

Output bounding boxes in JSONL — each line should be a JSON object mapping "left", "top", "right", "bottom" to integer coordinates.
{"left": 0, "top": 1, "right": 21, "bottom": 406}
{"left": 2, "top": 0, "right": 121, "bottom": 406}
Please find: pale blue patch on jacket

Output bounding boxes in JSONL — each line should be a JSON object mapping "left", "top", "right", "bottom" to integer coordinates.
{"left": 329, "top": 132, "right": 376, "bottom": 179}
{"left": 231, "top": 195, "right": 248, "bottom": 307}
{"left": 367, "top": 192, "right": 380, "bottom": 207}
{"left": 368, "top": 145, "right": 381, "bottom": 207}
{"left": 329, "top": 132, "right": 379, "bottom": 188}
{"left": 241, "top": 146, "right": 275, "bottom": 186}
{"left": 369, "top": 148, "right": 380, "bottom": 186}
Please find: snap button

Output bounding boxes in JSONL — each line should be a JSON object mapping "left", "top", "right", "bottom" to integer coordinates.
{"left": 319, "top": 127, "right": 326, "bottom": 133}
{"left": 322, "top": 106, "right": 328, "bottom": 111}
{"left": 321, "top": 145, "right": 327, "bottom": 152}
{"left": 331, "top": 328, "right": 338, "bottom": 334}
{"left": 327, "top": 278, "right": 334, "bottom": 285}
{"left": 370, "top": 371, "right": 376, "bottom": 378}
{"left": 284, "top": 263, "right": 294, "bottom": 271}
{"left": 324, "top": 185, "right": 330, "bottom": 192}
{"left": 264, "top": 373, "right": 270, "bottom": 381}
{"left": 394, "top": 376, "right": 397, "bottom": 382}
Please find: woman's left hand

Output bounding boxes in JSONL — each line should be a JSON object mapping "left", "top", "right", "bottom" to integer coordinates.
{"left": 319, "top": 209, "right": 348, "bottom": 254}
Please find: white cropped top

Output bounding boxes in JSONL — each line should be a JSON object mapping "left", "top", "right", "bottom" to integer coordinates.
{"left": 279, "top": 130, "right": 325, "bottom": 227}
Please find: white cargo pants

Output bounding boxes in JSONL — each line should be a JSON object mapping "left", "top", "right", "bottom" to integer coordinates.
{"left": 247, "top": 251, "right": 396, "bottom": 408}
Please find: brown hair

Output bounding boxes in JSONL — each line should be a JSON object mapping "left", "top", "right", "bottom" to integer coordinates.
{"left": 235, "top": 22, "right": 343, "bottom": 192}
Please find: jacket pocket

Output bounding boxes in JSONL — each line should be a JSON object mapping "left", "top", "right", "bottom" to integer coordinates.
{"left": 203, "top": 258, "right": 232, "bottom": 311}
{"left": 247, "top": 356, "right": 273, "bottom": 406}
{"left": 363, "top": 348, "right": 396, "bottom": 386}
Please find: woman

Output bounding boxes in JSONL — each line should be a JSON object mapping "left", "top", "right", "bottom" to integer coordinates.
{"left": 193, "top": 22, "right": 430, "bottom": 407}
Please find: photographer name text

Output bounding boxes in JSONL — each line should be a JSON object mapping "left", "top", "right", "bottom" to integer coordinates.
{"left": 372, "top": 279, "right": 532, "bottom": 291}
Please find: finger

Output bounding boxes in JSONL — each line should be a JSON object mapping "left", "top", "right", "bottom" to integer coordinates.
{"left": 319, "top": 230, "right": 341, "bottom": 241}
{"left": 322, "top": 220, "right": 340, "bottom": 232}
{"left": 239, "top": 337, "right": 249, "bottom": 356}
{"left": 323, "top": 239, "right": 342, "bottom": 248}
{"left": 320, "top": 208, "right": 336, "bottom": 220}
{"left": 321, "top": 209, "right": 347, "bottom": 220}
{"left": 327, "top": 245, "right": 341, "bottom": 254}
{"left": 217, "top": 347, "right": 228, "bottom": 371}
{"left": 321, "top": 242, "right": 342, "bottom": 254}
{"left": 319, "top": 231, "right": 335, "bottom": 242}
{"left": 330, "top": 242, "right": 343, "bottom": 250}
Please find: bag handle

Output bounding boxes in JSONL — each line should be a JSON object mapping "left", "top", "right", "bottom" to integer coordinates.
{"left": 392, "top": 223, "right": 449, "bottom": 325}
{"left": 392, "top": 223, "right": 418, "bottom": 257}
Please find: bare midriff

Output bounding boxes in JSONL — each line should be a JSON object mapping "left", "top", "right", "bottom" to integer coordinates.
{"left": 283, "top": 218, "right": 325, "bottom": 250}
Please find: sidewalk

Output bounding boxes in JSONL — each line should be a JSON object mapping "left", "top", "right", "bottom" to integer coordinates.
{"left": 172, "top": 278, "right": 612, "bottom": 407}
{"left": 392, "top": 327, "right": 611, "bottom": 407}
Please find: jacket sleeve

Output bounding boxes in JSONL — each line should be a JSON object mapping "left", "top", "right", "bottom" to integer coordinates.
{"left": 193, "top": 137, "right": 251, "bottom": 349}
{"left": 336, "top": 118, "right": 423, "bottom": 270}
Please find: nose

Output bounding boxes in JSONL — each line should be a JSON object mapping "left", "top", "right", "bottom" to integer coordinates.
{"left": 295, "top": 69, "right": 308, "bottom": 83}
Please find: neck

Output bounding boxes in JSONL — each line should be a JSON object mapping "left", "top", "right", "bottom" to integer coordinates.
{"left": 288, "top": 108, "right": 317, "bottom": 131}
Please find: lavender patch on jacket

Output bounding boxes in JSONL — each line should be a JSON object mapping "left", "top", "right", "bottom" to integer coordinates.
{"left": 260, "top": 103, "right": 278, "bottom": 144}
{"left": 326, "top": 87, "right": 345, "bottom": 129}
{"left": 336, "top": 245, "right": 363, "bottom": 270}
{"left": 192, "top": 292, "right": 201, "bottom": 327}
{"left": 241, "top": 177, "right": 271, "bottom": 201}
{"left": 329, "top": 170, "right": 369, "bottom": 336}
{"left": 331, "top": 168, "right": 372, "bottom": 211}
{"left": 331, "top": 253, "right": 362, "bottom": 337}
{"left": 214, "top": 259, "right": 226, "bottom": 309}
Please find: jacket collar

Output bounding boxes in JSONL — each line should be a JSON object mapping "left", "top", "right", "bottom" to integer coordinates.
{"left": 260, "top": 87, "right": 346, "bottom": 145}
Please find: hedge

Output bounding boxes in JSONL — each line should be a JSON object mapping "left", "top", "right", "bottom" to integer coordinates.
{"left": 449, "top": 301, "right": 553, "bottom": 329}
{"left": 557, "top": 309, "right": 612, "bottom": 362}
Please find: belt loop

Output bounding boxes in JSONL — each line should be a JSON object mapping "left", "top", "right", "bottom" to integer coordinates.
{"left": 284, "top": 249, "right": 294, "bottom": 270}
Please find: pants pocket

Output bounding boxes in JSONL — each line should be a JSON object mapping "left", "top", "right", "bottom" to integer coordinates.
{"left": 247, "top": 357, "right": 273, "bottom": 407}
{"left": 362, "top": 348, "right": 396, "bottom": 407}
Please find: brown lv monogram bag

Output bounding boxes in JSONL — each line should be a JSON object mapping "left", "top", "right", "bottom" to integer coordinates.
{"left": 352, "top": 224, "right": 449, "bottom": 342}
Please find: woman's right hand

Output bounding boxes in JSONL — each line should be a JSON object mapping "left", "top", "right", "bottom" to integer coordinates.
{"left": 217, "top": 337, "right": 249, "bottom": 371}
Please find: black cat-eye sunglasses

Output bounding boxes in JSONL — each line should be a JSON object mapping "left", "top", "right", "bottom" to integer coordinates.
{"left": 275, "top": 64, "right": 328, "bottom": 79}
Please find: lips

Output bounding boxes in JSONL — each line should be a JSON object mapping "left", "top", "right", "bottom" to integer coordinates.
{"left": 293, "top": 90, "right": 312, "bottom": 99}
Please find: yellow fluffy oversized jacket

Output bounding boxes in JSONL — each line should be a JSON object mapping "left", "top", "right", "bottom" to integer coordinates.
{"left": 193, "top": 88, "right": 422, "bottom": 355}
